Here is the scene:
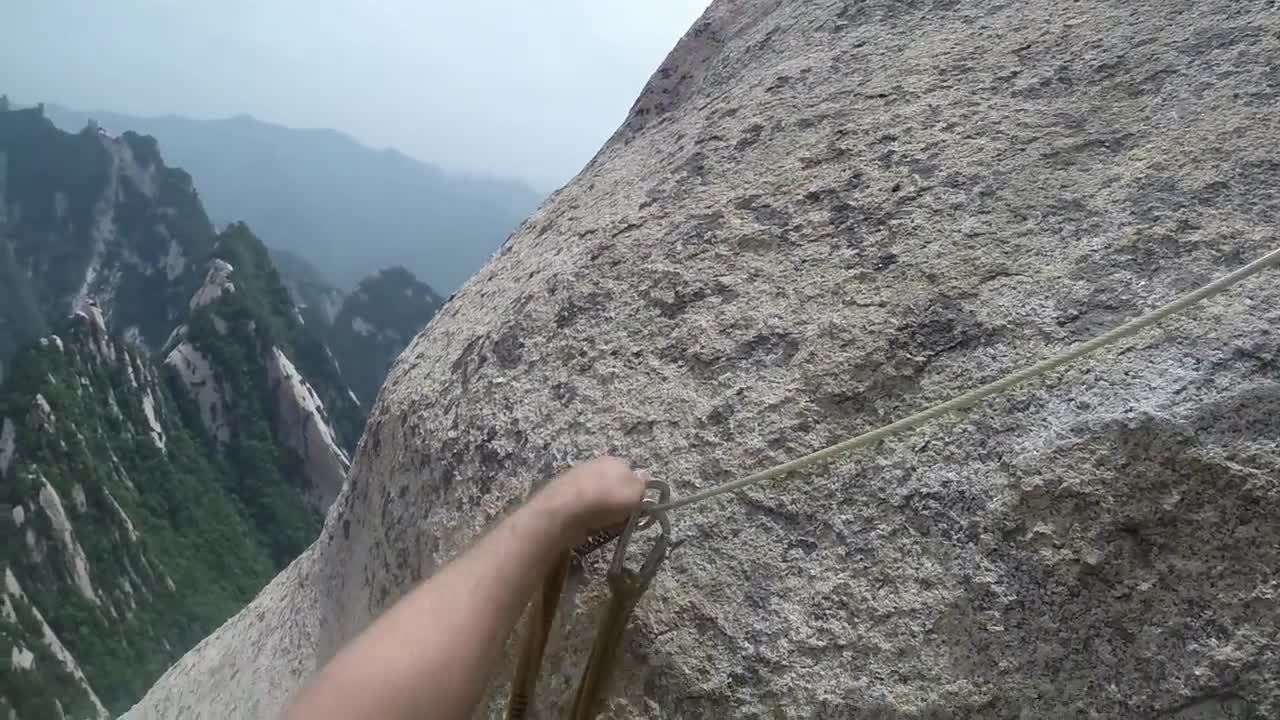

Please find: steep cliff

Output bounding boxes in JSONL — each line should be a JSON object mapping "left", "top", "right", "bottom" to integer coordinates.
{"left": 277, "top": 260, "right": 442, "bottom": 406}
{"left": 325, "top": 268, "right": 442, "bottom": 406}
{"left": 0, "top": 106, "right": 213, "bottom": 373}
{"left": 0, "top": 312, "right": 277, "bottom": 717}
{"left": 1, "top": 106, "right": 363, "bottom": 715}
{"left": 164, "top": 223, "right": 362, "bottom": 521}
{"left": 128, "top": 1, "right": 1280, "bottom": 718}
{"left": 45, "top": 106, "right": 544, "bottom": 291}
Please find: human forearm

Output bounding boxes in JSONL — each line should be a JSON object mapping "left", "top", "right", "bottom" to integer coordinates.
{"left": 286, "top": 490, "right": 572, "bottom": 720}
{"left": 393, "top": 489, "right": 577, "bottom": 716}
{"left": 285, "top": 457, "right": 646, "bottom": 720}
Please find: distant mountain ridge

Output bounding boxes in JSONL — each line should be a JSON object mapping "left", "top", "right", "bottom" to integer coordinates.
{"left": 0, "top": 105, "right": 214, "bottom": 376}
{"left": 45, "top": 104, "right": 545, "bottom": 291}
{"left": 0, "top": 103, "right": 363, "bottom": 716}
{"left": 277, "top": 261, "right": 442, "bottom": 407}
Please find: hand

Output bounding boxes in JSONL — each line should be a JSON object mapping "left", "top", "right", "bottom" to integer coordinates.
{"left": 535, "top": 456, "right": 648, "bottom": 547}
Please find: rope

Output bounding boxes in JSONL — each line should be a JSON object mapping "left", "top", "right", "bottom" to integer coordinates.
{"left": 652, "top": 245, "right": 1280, "bottom": 513}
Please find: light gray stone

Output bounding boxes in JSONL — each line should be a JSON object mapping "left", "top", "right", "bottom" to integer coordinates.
{"left": 187, "top": 259, "right": 234, "bottom": 311}
{"left": 127, "top": 1, "right": 1280, "bottom": 717}
{"left": 265, "top": 346, "right": 352, "bottom": 510}
{"left": 0, "top": 418, "right": 14, "bottom": 476}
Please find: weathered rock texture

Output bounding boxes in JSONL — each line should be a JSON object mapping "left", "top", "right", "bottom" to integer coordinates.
{"left": 128, "top": 1, "right": 1280, "bottom": 717}
{"left": 266, "top": 347, "right": 353, "bottom": 509}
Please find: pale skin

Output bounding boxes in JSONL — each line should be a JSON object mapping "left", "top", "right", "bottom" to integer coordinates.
{"left": 284, "top": 456, "right": 648, "bottom": 720}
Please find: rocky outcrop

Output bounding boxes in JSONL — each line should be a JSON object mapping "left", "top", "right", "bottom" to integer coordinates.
{"left": 188, "top": 260, "right": 235, "bottom": 311}
{"left": 0, "top": 107, "right": 216, "bottom": 360}
{"left": 0, "top": 308, "right": 292, "bottom": 715}
{"left": 44, "top": 105, "right": 544, "bottom": 293}
{"left": 127, "top": 1, "right": 1280, "bottom": 718}
{"left": 27, "top": 394, "right": 55, "bottom": 433}
{"left": 2, "top": 567, "right": 109, "bottom": 718}
{"left": 163, "top": 238, "right": 364, "bottom": 511}
{"left": 140, "top": 386, "right": 166, "bottom": 452}
{"left": 74, "top": 302, "right": 117, "bottom": 364}
{"left": 163, "top": 341, "right": 231, "bottom": 445}
{"left": 10, "top": 643, "right": 35, "bottom": 671}
{"left": 316, "top": 266, "right": 442, "bottom": 405}
{"left": 0, "top": 417, "right": 14, "bottom": 475}
{"left": 266, "top": 346, "right": 352, "bottom": 509}
{"left": 0, "top": 108, "right": 366, "bottom": 715}
{"left": 35, "top": 477, "right": 99, "bottom": 606}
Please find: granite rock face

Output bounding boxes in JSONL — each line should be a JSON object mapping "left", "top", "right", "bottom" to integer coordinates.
{"left": 128, "top": 1, "right": 1280, "bottom": 717}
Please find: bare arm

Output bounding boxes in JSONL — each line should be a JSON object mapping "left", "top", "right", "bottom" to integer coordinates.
{"left": 284, "top": 457, "right": 646, "bottom": 720}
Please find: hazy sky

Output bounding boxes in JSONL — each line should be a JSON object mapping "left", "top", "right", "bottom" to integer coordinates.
{"left": 0, "top": 1, "right": 711, "bottom": 189}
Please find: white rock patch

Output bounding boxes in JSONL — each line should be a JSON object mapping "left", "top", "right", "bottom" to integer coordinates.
{"left": 124, "top": 351, "right": 140, "bottom": 387}
{"left": 142, "top": 389, "right": 167, "bottom": 451}
{"left": 266, "top": 347, "right": 351, "bottom": 508}
{"left": 0, "top": 588, "right": 14, "bottom": 624}
{"left": 108, "top": 134, "right": 158, "bottom": 198}
{"left": 107, "top": 389, "right": 123, "bottom": 421}
{"left": 123, "top": 326, "right": 144, "bottom": 347}
{"left": 189, "top": 260, "right": 235, "bottom": 310}
{"left": 69, "top": 139, "right": 122, "bottom": 316}
{"left": 319, "top": 291, "right": 343, "bottom": 324}
{"left": 164, "top": 342, "right": 231, "bottom": 444}
{"left": 121, "top": 577, "right": 137, "bottom": 612}
{"left": 37, "top": 478, "right": 99, "bottom": 605}
{"left": 105, "top": 489, "right": 139, "bottom": 543}
{"left": 2, "top": 567, "right": 109, "bottom": 717}
{"left": 210, "top": 313, "right": 229, "bottom": 335}
{"left": 74, "top": 302, "right": 117, "bottom": 364}
{"left": 10, "top": 644, "right": 34, "bottom": 671}
{"left": 11, "top": 505, "right": 24, "bottom": 528}
{"left": 24, "top": 527, "right": 38, "bottom": 559}
{"left": 71, "top": 484, "right": 87, "bottom": 513}
{"left": 0, "top": 417, "right": 14, "bottom": 475}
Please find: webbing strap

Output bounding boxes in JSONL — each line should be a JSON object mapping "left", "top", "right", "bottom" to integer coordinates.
{"left": 568, "top": 579, "right": 639, "bottom": 719}
{"left": 570, "top": 497, "right": 671, "bottom": 718}
{"left": 506, "top": 551, "right": 572, "bottom": 720}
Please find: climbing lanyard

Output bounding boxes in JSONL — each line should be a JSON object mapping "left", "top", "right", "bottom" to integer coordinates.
{"left": 506, "top": 480, "right": 671, "bottom": 720}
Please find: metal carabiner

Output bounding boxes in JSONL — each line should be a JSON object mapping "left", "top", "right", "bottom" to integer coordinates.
{"left": 569, "top": 480, "right": 672, "bottom": 720}
{"left": 571, "top": 477, "right": 671, "bottom": 561}
{"left": 607, "top": 479, "right": 671, "bottom": 597}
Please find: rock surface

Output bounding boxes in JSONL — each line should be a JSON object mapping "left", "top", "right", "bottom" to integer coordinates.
{"left": 0, "top": 107, "right": 217, "bottom": 363}
{"left": 36, "top": 477, "right": 99, "bottom": 606}
{"left": 163, "top": 342, "right": 231, "bottom": 445}
{"left": 0, "top": 418, "right": 14, "bottom": 475}
{"left": 2, "top": 568, "right": 108, "bottom": 718}
{"left": 187, "top": 260, "right": 235, "bottom": 311}
{"left": 128, "top": 1, "right": 1280, "bottom": 717}
{"left": 266, "top": 346, "right": 353, "bottom": 509}
{"left": 280, "top": 262, "right": 444, "bottom": 406}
